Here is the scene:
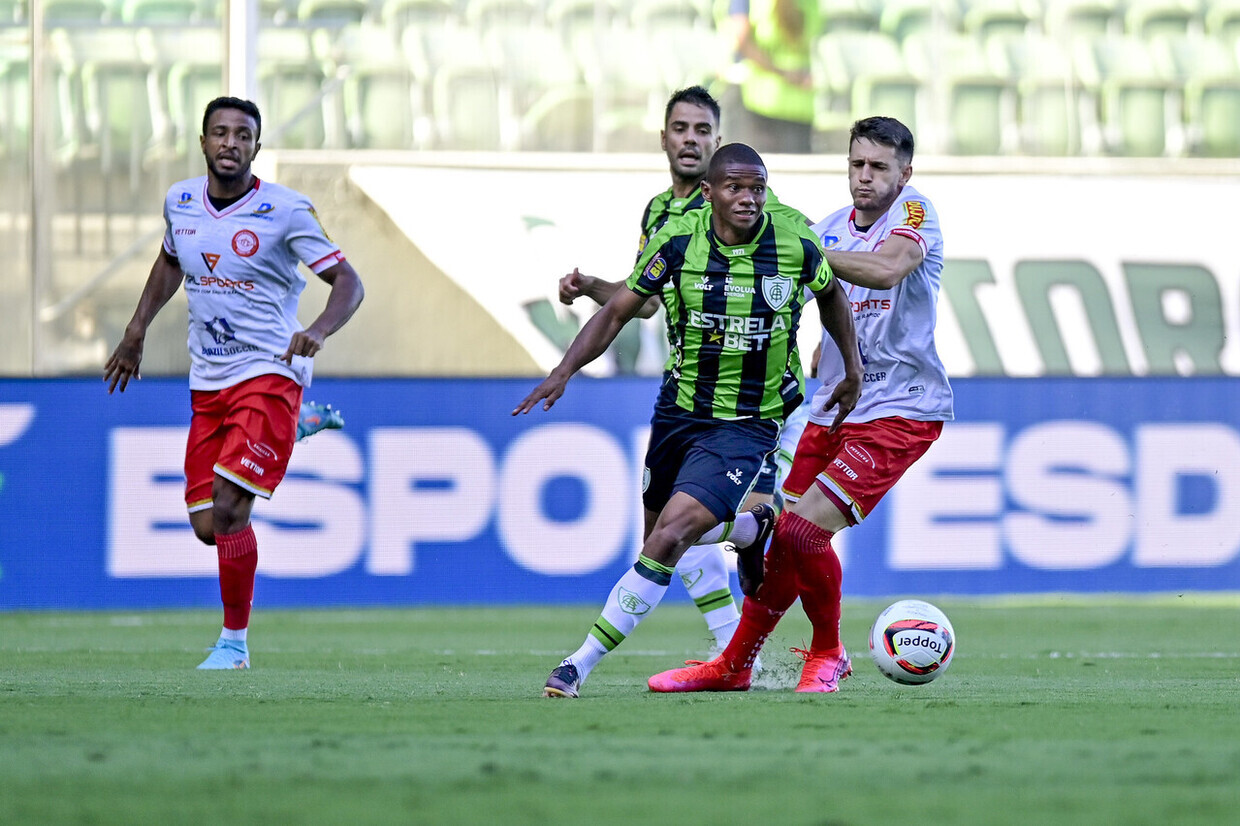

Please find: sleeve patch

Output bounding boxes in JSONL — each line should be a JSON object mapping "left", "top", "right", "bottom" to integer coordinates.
{"left": 902, "top": 200, "right": 926, "bottom": 229}
{"left": 643, "top": 253, "right": 667, "bottom": 282}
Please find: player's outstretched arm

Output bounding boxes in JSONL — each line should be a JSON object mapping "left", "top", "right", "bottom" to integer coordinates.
{"left": 814, "top": 278, "right": 862, "bottom": 430}
{"left": 559, "top": 267, "right": 661, "bottom": 319}
{"left": 513, "top": 287, "right": 647, "bottom": 415}
{"left": 104, "top": 248, "right": 183, "bottom": 394}
{"left": 823, "top": 234, "right": 923, "bottom": 290}
{"left": 281, "top": 260, "right": 364, "bottom": 364}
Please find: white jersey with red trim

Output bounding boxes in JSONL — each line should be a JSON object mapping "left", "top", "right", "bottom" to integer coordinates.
{"left": 809, "top": 184, "right": 953, "bottom": 424}
{"left": 162, "top": 176, "right": 344, "bottom": 391}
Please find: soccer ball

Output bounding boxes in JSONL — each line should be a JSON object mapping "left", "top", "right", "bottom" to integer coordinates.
{"left": 869, "top": 599, "right": 956, "bottom": 685}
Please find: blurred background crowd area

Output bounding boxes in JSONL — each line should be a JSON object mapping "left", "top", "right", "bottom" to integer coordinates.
{"left": 2, "top": 0, "right": 1239, "bottom": 166}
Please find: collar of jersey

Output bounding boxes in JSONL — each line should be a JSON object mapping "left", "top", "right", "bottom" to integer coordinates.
{"left": 709, "top": 212, "right": 768, "bottom": 258}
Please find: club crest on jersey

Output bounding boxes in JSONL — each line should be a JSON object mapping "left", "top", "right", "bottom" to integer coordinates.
{"left": 903, "top": 201, "right": 926, "bottom": 229}
{"left": 201, "top": 252, "right": 220, "bottom": 272}
{"left": 232, "top": 229, "right": 259, "bottom": 257}
{"left": 761, "top": 275, "right": 793, "bottom": 310}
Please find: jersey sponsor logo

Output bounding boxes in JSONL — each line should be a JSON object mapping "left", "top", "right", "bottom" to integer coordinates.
{"left": 761, "top": 275, "right": 793, "bottom": 310}
{"left": 232, "top": 229, "right": 259, "bottom": 257}
{"left": 903, "top": 201, "right": 926, "bottom": 229}
{"left": 724, "top": 276, "right": 755, "bottom": 297}
{"left": 250, "top": 202, "right": 275, "bottom": 219}
{"left": 637, "top": 233, "right": 649, "bottom": 255}
{"left": 204, "top": 316, "right": 236, "bottom": 345}
{"left": 643, "top": 253, "right": 667, "bottom": 282}
{"left": 194, "top": 274, "right": 255, "bottom": 291}
{"left": 726, "top": 467, "right": 744, "bottom": 485}
{"left": 845, "top": 443, "right": 875, "bottom": 468}
{"left": 246, "top": 440, "right": 278, "bottom": 461}
{"left": 820, "top": 234, "right": 841, "bottom": 248}
{"left": 201, "top": 252, "right": 220, "bottom": 272}
{"left": 176, "top": 192, "right": 193, "bottom": 207}
{"left": 852, "top": 298, "right": 892, "bottom": 313}
{"left": 688, "top": 309, "right": 788, "bottom": 351}
{"left": 240, "top": 456, "right": 265, "bottom": 476}
{"left": 174, "top": 228, "right": 195, "bottom": 235}
{"left": 694, "top": 277, "right": 714, "bottom": 291}
{"left": 833, "top": 456, "right": 859, "bottom": 481}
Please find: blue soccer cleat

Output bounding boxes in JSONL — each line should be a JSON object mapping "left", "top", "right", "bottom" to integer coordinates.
{"left": 296, "top": 401, "right": 344, "bottom": 441}
{"left": 197, "top": 638, "right": 250, "bottom": 670}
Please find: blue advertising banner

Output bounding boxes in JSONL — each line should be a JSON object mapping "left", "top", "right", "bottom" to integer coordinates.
{"left": 1, "top": 377, "right": 1238, "bottom": 610}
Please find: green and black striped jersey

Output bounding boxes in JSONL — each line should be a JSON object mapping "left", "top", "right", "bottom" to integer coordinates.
{"left": 626, "top": 207, "right": 832, "bottom": 420}
{"left": 636, "top": 186, "right": 808, "bottom": 260}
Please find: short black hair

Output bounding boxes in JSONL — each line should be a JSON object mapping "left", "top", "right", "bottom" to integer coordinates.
{"left": 664, "top": 86, "right": 720, "bottom": 129}
{"left": 203, "top": 96, "right": 262, "bottom": 141}
{"left": 850, "top": 116, "right": 914, "bottom": 164}
{"left": 706, "top": 142, "right": 765, "bottom": 182}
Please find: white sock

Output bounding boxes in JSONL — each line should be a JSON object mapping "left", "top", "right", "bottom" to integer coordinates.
{"left": 678, "top": 542, "right": 740, "bottom": 639}
{"left": 220, "top": 627, "right": 247, "bottom": 644}
{"left": 568, "top": 556, "right": 671, "bottom": 683}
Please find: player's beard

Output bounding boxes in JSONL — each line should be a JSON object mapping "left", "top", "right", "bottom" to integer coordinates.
{"left": 206, "top": 155, "right": 251, "bottom": 186}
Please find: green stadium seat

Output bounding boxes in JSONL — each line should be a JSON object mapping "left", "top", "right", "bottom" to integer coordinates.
{"left": 961, "top": 0, "right": 1038, "bottom": 41}
{"left": 820, "top": 0, "right": 882, "bottom": 35}
{"left": 1122, "top": 0, "right": 1201, "bottom": 40}
{"left": 255, "top": 26, "right": 330, "bottom": 149}
{"left": 1081, "top": 34, "right": 1179, "bottom": 155}
{"left": 462, "top": 0, "right": 540, "bottom": 32}
{"left": 138, "top": 25, "right": 224, "bottom": 178}
{"left": 43, "top": 0, "right": 109, "bottom": 23}
{"left": 487, "top": 24, "right": 593, "bottom": 150}
{"left": 990, "top": 32, "right": 1094, "bottom": 154}
{"left": 817, "top": 30, "right": 923, "bottom": 135}
{"left": 297, "top": 0, "right": 368, "bottom": 27}
{"left": 0, "top": 0, "right": 26, "bottom": 24}
{"left": 1204, "top": 0, "right": 1240, "bottom": 41}
{"left": 1042, "top": 0, "right": 1120, "bottom": 40}
{"left": 878, "top": 0, "right": 960, "bottom": 44}
{"left": 414, "top": 24, "right": 506, "bottom": 149}
{"left": 903, "top": 31, "right": 1015, "bottom": 154}
{"left": 571, "top": 24, "right": 667, "bottom": 150}
{"left": 379, "top": 0, "right": 457, "bottom": 30}
{"left": 315, "top": 21, "right": 431, "bottom": 148}
{"left": 1154, "top": 33, "right": 1240, "bottom": 157}
{"left": 120, "top": 0, "right": 200, "bottom": 23}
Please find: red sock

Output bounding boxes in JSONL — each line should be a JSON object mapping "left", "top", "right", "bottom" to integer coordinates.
{"left": 216, "top": 525, "right": 258, "bottom": 631}
{"left": 720, "top": 515, "right": 800, "bottom": 671}
{"left": 782, "top": 512, "right": 843, "bottom": 652}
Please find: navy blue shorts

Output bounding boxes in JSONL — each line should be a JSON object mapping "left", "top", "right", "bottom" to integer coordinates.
{"left": 642, "top": 404, "right": 781, "bottom": 522}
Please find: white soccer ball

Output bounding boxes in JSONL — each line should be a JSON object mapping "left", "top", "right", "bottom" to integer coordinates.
{"left": 869, "top": 599, "right": 956, "bottom": 685}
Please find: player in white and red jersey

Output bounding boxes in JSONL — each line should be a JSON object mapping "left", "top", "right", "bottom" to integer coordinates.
{"left": 650, "top": 116, "right": 953, "bottom": 694}
{"left": 105, "top": 97, "right": 365, "bottom": 670}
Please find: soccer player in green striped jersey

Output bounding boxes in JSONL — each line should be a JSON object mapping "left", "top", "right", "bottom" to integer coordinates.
{"left": 516, "top": 143, "right": 862, "bottom": 698}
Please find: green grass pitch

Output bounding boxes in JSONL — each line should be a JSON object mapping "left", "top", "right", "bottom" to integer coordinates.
{"left": 2, "top": 597, "right": 1239, "bottom": 825}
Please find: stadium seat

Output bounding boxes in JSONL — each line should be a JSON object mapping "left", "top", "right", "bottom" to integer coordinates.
{"left": 297, "top": 0, "right": 368, "bottom": 27}
{"left": 545, "top": 0, "right": 620, "bottom": 44}
{"left": 317, "top": 23, "right": 430, "bottom": 149}
{"left": 961, "top": 0, "right": 1038, "bottom": 41}
{"left": 1154, "top": 33, "right": 1240, "bottom": 157}
{"left": 1042, "top": 0, "right": 1120, "bottom": 40}
{"left": 487, "top": 24, "right": 593, "bottom": 150}
{"left": 138, "top": 25, "right": 224, "bottom": 177}
{"left": 43, "top": 0, "right": 109, "bottom": 23}
{"left": 1080, "top": 34, "right": 1179, "bottom": 155}
{"left": 903, "top": 31, "right": 1015, "bottom": 154}
{"left": 415, "top": 24, "right": 506, "bottom": 149}
{"left": 571, "top": 23, "right": 667, "bottom": 151}
{"left": 650, "top": 24, "right": 731, "bottom": 92}
{"left": 0, "top": 0, "right": 24, "bottom": 25}
{"left": 817, "top": 30, "right": 923, "bottom": 136}
{"left": 462, "top": 0, "right": 541, "bottom": 32}
{"left": 50, "top": 26, "right": 162, "bottom": 245}
{"left": 0, "top": 29, "right": 30, "bottom": 166}
{"left": 1122, "top": 0, "right": 1201, "bottom": 40}
{"left": 255, "top": 26, "right": 330, "bottom": 149}
{"left": 629, "top": 0, "right": 709, "bottom": 31}
{"left": 991, "top": 32, "right": 1095, "bottom": 154}
{"left": 1203, "top": 0, "right": 1240, "bottom": 41}
{"left": 119, "top": 0, "right": 200, "bottom": 23}
{"left": 820, "top": 0, "right": 883, "bottom": 35}
{"left": 379, "top": 0, "right": 457, "bottom": 30}
{"left": 878, "top": 0, "right": 960, "bottom": 44}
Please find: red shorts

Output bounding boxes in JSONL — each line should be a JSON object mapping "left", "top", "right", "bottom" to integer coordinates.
{"left": 781, "top": 417, "right": 943, "bottom": 525}
{"left": 184, "top": 374, "right": 302, "bottom": 511}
